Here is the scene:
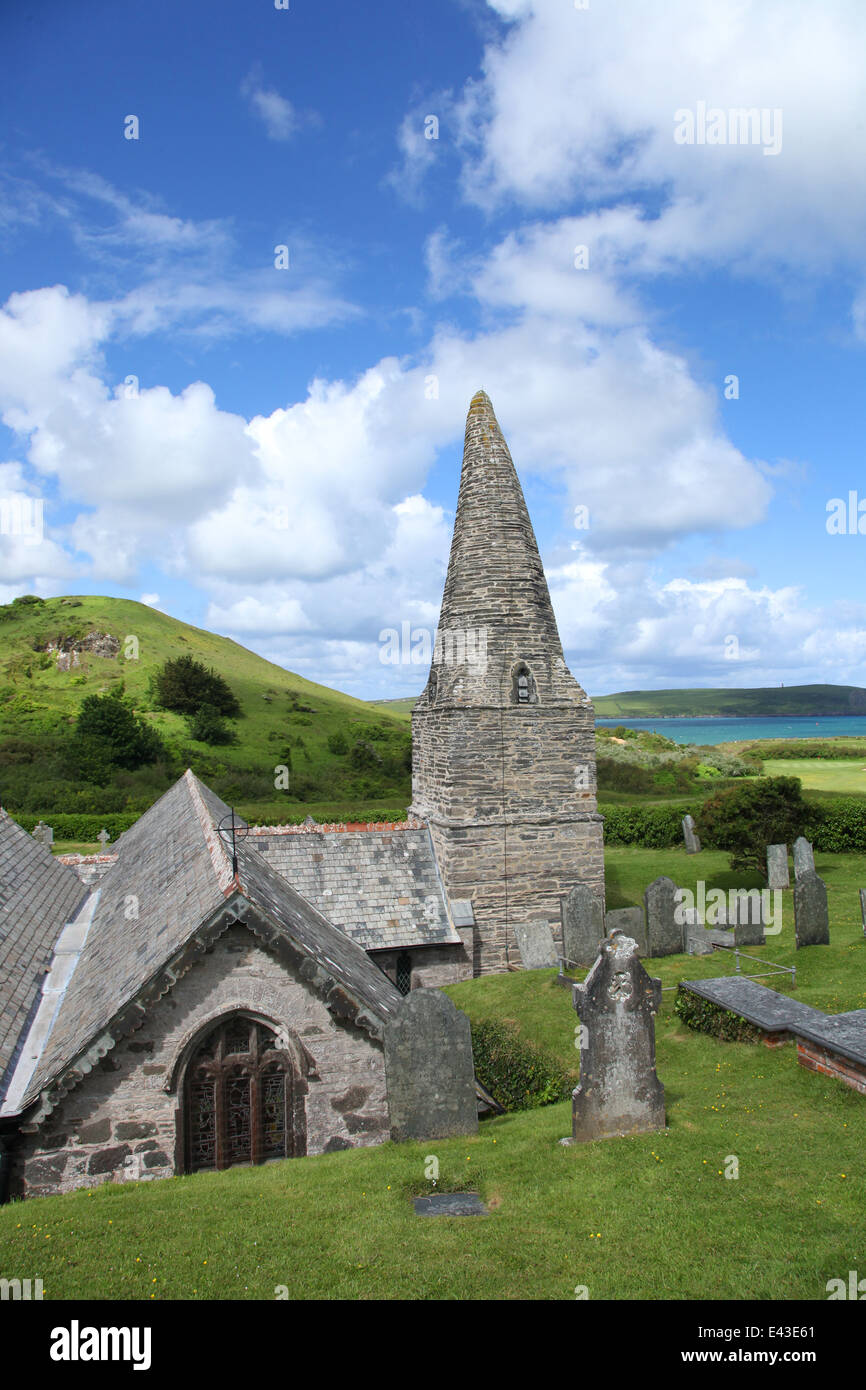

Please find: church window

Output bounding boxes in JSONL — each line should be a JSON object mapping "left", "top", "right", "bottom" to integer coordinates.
{"left": 512, "top": 663, "right": 536, "bottom": 704}
{"left": 396, "top": 952, "right": 412, "bottom": 996}
{"left": 183, "top": 1017, "right": 298, "bottom": 1173}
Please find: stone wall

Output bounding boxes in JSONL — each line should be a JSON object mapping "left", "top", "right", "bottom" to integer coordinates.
{"left": 371, "top": 940, "right": 473, "bottom": 991}
{"left": 11, "top": 925, "right": 389, "bottom": 1199}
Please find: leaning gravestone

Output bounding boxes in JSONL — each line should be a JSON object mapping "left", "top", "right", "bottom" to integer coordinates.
{"left": 793, "top": 871, "right": 830, "bottom": 948}
{"left": 561, "top": 883, "right": 604, "bottom": 970}
{"left": 682, "top": 814, "right": 701, "bottom": 854}
{"left": 383, "top": 989, "right": 478, "bottom": 1142}
{"left": 561, "top": 930, "right": 665, "bottom": 1144}
{"left": 604, "top": 906, "right": 647, "bottom": 957}
{"left": 514, "top": 919, "right": 558, "bottom": 970}
{"left": 766, "top": 844, "right": 790, "bottom": 889}
{"left": 861, "top": 889, "right": 866, "bottom": 939}
{"left": 644, "top": 877, "right": 683, "bottom": 957}
{"left": 793, "top": 836, "right": 815, "bottom": 880}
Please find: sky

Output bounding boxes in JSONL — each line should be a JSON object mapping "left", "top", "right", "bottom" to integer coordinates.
{"left": 1, "top": 0, "right": 865, "bottom": 701}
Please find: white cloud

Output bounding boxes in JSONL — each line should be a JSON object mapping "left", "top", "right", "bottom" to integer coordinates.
{"left": 241, "top": 68, "right": 318, "bottom": 143}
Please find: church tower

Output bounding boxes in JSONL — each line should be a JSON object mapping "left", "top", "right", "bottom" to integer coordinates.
{"left": 411, "top": 390, "right": 605, "bottom": 975}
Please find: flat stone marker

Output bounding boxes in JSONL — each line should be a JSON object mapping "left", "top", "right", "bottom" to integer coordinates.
{"left": 860, "top": 889, "right": 866, "bottom": 938}
{"left": 793, "top": 871, "right": 830, "bottom": 948}
{"left": 645, "top": 876, "right": 683, "bottom": 957}
{"left": 562, "top": 930, "right": 665, "bottom": 1144}
{"left": 561, "top": 883, "right": 604, "bottom": 970}
{"left": 604, "top": 906, "right": 647, "bottom": 957}
{"left": 413, "top": 1192, "right": 488, "bottom": 1217}
{"left": 682, "top": 814, "right": 701, "bottom": 854}
{"left": 767, "top": 844, "right": 790, "bottom": 889}
{"left": 793, "top": 837, "right": 815, "bottom": 880}
{"left": 514, "top": 918, "right": 558, "bottom": 970}
{"left": 383, "top": 989, "right": 478, "bottom": 1142}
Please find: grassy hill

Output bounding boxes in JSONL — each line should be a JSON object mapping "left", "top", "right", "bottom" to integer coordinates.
{"left": 594, "top": 684, "right": 866, "bottom": 718}
{"left": 0, "top": 595, "right": 411, "bottom": 821}
{"left": 371, "top": 684, "right": 866, "bottom": 720}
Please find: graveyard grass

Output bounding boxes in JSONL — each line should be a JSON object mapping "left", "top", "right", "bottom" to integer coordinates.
{"left": 1, "top": 844, "right": 864, "bottom": 1301}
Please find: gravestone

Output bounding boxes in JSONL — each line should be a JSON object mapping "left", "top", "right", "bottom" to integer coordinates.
{"left": 644, "top": 877, "right": 683, "bottom": 957}
{"left": 561, "top": 883, "right": 604, "bottom": 969}
{"left": 604, "top": 906, "right": 647, "bottom": 957}
{"left": 793, "top": 871, "right": 830, "bottom": 948}
{"left": 793, "top": 837, "right": 815, "bottom": 880}
{"left": 766, "top": 844, "right": 790, "bottom": 889}
{"left": 561, "top": 930, "right": 665, "bottom": 1144}
{"left": 97, "top": 828, "right": 111, "bottom": 853}
{"left": 32, "top": 821, "right": 54, "bottom": 847}
{"left": 861, "top": 889, "right": 866, "bottom": 938}
{"left": 383, "top": 989, "right": 478, "bottom": 1142}
{"left": 514, "top": 919, "right": 558, "bottom": 970}
{"left": 726, "top": 891, "right": 766, "bottom": 948}
{"left": 682, "top": 814, "right": 701, "bottom": 854}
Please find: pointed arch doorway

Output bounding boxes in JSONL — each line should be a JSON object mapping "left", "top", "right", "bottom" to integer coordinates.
{"left": 182, "top": 1015, "right": 306, "bottom": 1173}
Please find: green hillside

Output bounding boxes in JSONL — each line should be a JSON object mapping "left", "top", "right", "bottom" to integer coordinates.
{"left": 371, "top": 684, "right": 866, "bottom": 720}
{"left": 0, "top": 595, "right": 410, "bottom": 820}
{"left": 594, "top": 684, "right": 866, "bottom": 718}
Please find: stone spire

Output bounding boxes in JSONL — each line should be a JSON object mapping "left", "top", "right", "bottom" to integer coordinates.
{"left": 420, "top": 390, "right": 588, "bottom": 707}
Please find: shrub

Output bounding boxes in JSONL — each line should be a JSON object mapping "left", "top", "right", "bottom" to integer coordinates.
{"left": 599, "top": 804, "right": 685, "bottom": 848}
{"left": 151, "top": 654, "right": 241, "bottom": 718}
{"left": 68, "top": 688, "right": 166, "bottom": 780}
{"left": 469, "top": 1018, "right": 574, "bottom": 1112}
{"left": 186, "top": 703, "right": 237, "bottom": 745}
{"left": 326, "top": 731, "right": 349, "bottom": 755}
{"left": 696, "top": 776, "right": 813, "bottom": 875}
{"left": 674, "top": 985, "right": 768, "bottom": 1044}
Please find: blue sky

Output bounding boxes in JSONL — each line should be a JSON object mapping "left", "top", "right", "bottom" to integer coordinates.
{"left": 1, "top": 0, "right": 865, "bottom": 699}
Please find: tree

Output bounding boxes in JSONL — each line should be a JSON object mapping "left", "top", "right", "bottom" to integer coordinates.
{"left": 151, "top": 654, "right": 241, "bottom": 718}
{"left": 68, "top": 687, "right": 166, "bottom": 781}
{"left": 696, "top": 777, "right": 814, "bottom": 875}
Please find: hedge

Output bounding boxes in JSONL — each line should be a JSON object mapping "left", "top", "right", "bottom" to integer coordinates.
{"left": 9, "top": 812, "right": 140, "bottom": 841}
{"left": 598, "top": 804, "right": 687, "bottom": 848}
{"left": 805, "top": 797, "right": 866, "bottom": 853}
{"left": 469, "top": 1018, "right": 575, "bottom": 1111}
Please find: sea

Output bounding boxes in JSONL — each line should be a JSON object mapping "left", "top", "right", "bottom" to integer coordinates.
{"left": 593, "top": 716, "right": 866, "bottom": 747}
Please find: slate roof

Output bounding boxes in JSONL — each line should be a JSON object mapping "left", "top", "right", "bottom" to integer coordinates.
{"left": 251, "top": 826, "right": 461, "bottom": 950}
{"left": 16, "top": 771, "right": 404, "bottom": 1115}
{"left": 0, "top": 811, "right": 87, "bottom": 1104}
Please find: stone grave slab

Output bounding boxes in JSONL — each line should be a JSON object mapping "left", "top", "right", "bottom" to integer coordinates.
{"left": 645, "top": 876, "right": 683, "bottom": 957}
{"left": 514, "top": 918, "right": 558, "bottom": 970}
{"left": 383, "top": 989, "right": 478, "bottom": 1142}
{"left": 766, "top": 844, "right": 790, "bottom": 889}
{"left": 793, "top": 871, "right": 830, "bottom": 948}
{"left": 793, "top": 837, "right": 815, "bottom": 880}
{"left": 604, "top": 906, "right": 647, "bottom": 957}
{"left": 561, "top": 883, "right": 604, "bottom": 970}
{"left": 413, "top": 1192, "right": 488, "bottom": 1217}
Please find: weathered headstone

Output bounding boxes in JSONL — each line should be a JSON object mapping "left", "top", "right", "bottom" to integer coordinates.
{"left": 682, "top": 814, "right": 701, "bottom": 854}
{"left": 793, "top": 871, "right": 830, "bottom": 948}
{"left": 793, "top": 837, "right": 815, "bottom": 880}
{"left": 514, "top": 919, "right": 558, "bottom": 970}
{"left": 32, "top": 821, "right": 53, "bottom": 846}
{"left": 644, "top": 877, "right": 683, "bottom": 957}
{"left": 561, "top": 883, "right": 604, "bottom": 969}
{"left": 861, "top": 889, "right": 866, "bottom": 938}
{"left": 727, "top": 890, "right": 766, "bottom": 948}
{"left": 604, "top": 906, "right": 647, "bottom": 957}
{"left": 97, "top": 828, "right": 111, "bottom": 853}
{"left": 383, "top": 989, "right": 478, "bottom": 1142}
{"left": 766, "top": 844, "right": 790, "bottom": 889}
{"left": 561, "top": 930, "right": 665, "bottom": 1144}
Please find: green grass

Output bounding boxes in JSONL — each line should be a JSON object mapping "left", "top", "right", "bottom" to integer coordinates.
{"left": 3, "top": 845, "right": 865, "bottom": 1301}
{"left": 762, "top": 759, "right": 866, "bottom": 794}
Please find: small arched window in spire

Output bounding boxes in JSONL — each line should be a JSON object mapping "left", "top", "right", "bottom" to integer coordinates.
{"left": 512, "top": 663, "right": 536, "bottom": 705}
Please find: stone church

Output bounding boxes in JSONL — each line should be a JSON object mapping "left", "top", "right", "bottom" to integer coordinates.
{"left": 0, "top": 390, "right": 601, "bottom": 1199}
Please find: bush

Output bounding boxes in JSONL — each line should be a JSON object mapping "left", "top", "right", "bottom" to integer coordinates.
{"left": 326, "top": 731, "right": 349, "bottom": 755}
{"left": 696, "top": 776, "right": 812, "bottom": 875}
{"left": 151, "top": 655, "right": 241, "bottom": 718}
{"left": 469, "top": 1018, "right": 574, "bottom": 1112}
{"left": 186, "top": 703, "right": 237, "bottom": 745}
{"left": 599, "top": 804, "right": 686, "bottom": 848}
{"left": 808, "top": 797, "right": 866, "bottom": 852}
{"left": 674, "top": 985, "right": 768, "bottom": 1044}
